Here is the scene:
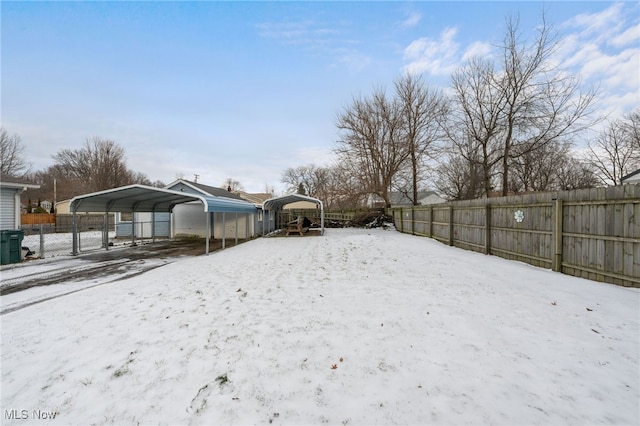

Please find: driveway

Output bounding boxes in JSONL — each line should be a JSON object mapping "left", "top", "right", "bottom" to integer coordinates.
{"left": 0, "top": 238, "right": 246, "bottom": 315}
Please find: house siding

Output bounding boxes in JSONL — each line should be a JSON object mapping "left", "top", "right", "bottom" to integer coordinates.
{"left": 1, "top": 187, "right": 18, "bottom": 230}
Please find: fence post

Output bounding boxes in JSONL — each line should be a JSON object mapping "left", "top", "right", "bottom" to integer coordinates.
{"left": 448, "top": 206, "right": 454, "bottom": 246}
{"left": 484, "top": 204, "right": 491, "bottom": 255}
{"left": 553, "top": 198, "right": 563, "bottom": 272}
{"left": 428, "top": 206, "right": 433, "bottom": 238}
{"left": 411, "top": 207, "right": 415, "bottom": 235}
{"left": 104, "top": 212, "right": 110, "bottom": 249}
{"left": 399, "top": 208, "right": 404, "bottom": 233}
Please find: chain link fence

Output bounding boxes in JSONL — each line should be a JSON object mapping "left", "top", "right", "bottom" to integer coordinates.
{"left": 20, "top": 223, "right": 113, "bottom": 259}
{"left": 19, "top": 217, "right": 171, "bottom": 259}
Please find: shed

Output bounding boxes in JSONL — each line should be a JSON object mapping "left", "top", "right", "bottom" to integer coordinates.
{"left": 0, "top": 175, "right": 40, "bottom": 230}
{"left": 262, "top": 193, "right": 324, "bottom": 235}
{"left": 69, "top": 184, "right": 257, "bottom": 254}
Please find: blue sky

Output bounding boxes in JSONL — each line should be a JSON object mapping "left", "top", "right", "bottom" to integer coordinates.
{"left": 2, "top": 1, "right": 638, "bottom": 193}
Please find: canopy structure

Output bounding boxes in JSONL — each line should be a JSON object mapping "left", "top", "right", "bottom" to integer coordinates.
{"left": 262, "top": 193, "right": 324, "bottom": 235}
{"left": 70, "top": 184, "right": 256, "bottom": 214}
{"left": 69, "top": 184, "right": 257, "bottom": 254}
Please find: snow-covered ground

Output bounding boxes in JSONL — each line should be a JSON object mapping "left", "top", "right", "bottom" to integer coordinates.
{"left": 1, "top": 228, "right": 638, "bottom": 425}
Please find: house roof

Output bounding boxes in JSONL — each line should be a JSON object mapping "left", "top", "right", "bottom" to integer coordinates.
{"left": 69, "top": 184, "right": 257, "bottom": 214}
{"left": 165, "top": 179, "right": 244, "bottom": 200}
{"left": 234, "top": 191, "right": 273, "bottom": 205}
{"left": 0, "top": 174, "right": 40, "bottom": 190}
{"left": 621, "top": 169, "right": 640, "bottom": 183}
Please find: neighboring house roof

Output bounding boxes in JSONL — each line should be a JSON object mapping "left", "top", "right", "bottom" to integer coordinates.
{"left": 0, "top": 174, "right": 40, "bottom": 190}
{"left": 234, "top": 191, "right": 273, "bottom": 205}
{"left": 621, "top": 169, "right": 640, "bottom": 184}
{"left": 165, "top": 179, "right": 245, "bottom": 200}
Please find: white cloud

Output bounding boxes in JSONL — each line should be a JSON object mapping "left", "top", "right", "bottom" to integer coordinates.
{"left": 556, "top": 2, "right": 640, "bottom": 118}
{"left": 564, "top": 2, "right": 624, "bottom": 35}
{"left": 402, "top": 27, "right": 460, "bottom": 75}
{"left": 256, "top": 19, "right": 371, "bottom": 73}
{"left": 610, "top": 25, "right": 640, "bottom": 49}
{"left": 461, "top": 41, "right": 493, "bottom": 62}
{"left": 400, "top": 11, "right": 422, "bottom": 29}
{"left": 256, "top": 20, "right": 341, "bottom": 50}
{"left": 332, "top": 49, "right": 373, "bottom": 72}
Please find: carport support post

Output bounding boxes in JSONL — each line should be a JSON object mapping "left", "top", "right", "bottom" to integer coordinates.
{"left": 263, "top": 210, "right": 268, "bottom": 236}
{"left": 222, "top": 212, "right": 226, "bottom": 249}
{"left": 152, "top": 210, "right": 156, "bottom": 243}
{"left": 131, "top": 212, "right": 136, "bottom": 246}
{"left": 104, "top": 211, "right": 109, "bottom": 250}
{"left": 72, "top": 211, "right": 78, "bottom": 255}
{"left": 235, "top": 212, "right": 238, "bottom": 246}
{"left": 205, "top": 212, "right": 210, "bottom": 255}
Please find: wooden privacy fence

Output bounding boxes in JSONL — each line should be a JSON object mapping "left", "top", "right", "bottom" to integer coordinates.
{"left": 20, "top": 213, "right": 56, "bottom": 225}
{"left": 284, "top": 209, "right": 364, "bottom": 225}
{"left": 388, "top": 185, "right": 640, "bottom": 288}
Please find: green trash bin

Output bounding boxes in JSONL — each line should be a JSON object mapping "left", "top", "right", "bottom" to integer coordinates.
{"left": 1, "top": 229, "right": 24, "bottom": 265}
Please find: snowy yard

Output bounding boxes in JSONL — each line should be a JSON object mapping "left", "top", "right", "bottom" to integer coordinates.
{"left": 1, "top": 228, "right": 638, "bottom": 425}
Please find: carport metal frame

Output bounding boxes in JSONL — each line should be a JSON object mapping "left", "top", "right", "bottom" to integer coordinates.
{"left": 262, "top": 193, "right": 324, "bottom": 236}
{"left": 69, "top": 184, "right": 257, "bottom": 255}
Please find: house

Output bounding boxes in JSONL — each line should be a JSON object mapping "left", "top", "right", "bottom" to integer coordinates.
{"left": 54, "top": 199, "right": 72, "bottom": 214}
{"left": 367, "top": 190, "right": 447, "bottom": 208}
{"left": 0, "top": 175, "right": 40, "bottom": 230}
{"left": 621, "top": 169, "right": 640, "bottom": 184}
{"left": 40, "top": 200, "right": 53, "bottom": 212}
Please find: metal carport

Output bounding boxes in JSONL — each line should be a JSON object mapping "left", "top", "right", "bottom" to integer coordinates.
{"left": 262, "top": 193, "right": 324, "bottom": 236}
{"left": 69, "top": 184, "right": 257, "bottom": 255}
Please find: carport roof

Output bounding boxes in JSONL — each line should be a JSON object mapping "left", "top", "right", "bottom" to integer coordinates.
{"left": 263, "top": 193, "right": 324, "bottom": 235}
{"left": 262, "top": 193, "right": 323, "bottom": 211}
{"left": 70, "top": 184, "right": 257, "bottom": 214}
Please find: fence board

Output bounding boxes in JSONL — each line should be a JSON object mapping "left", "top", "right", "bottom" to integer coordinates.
{"left": 389, "top": 185, "right": 640, "bottom": 287}
{"left": 21, "top": 213, "right": 55, "bottom": 225}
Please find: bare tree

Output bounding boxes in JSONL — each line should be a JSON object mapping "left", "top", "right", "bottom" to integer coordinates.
{"left": 223, "top": 178, "right": 244, "bottom": 192}
{"left": 623, "top": 109, "right": 640, "bottom": 163}
{"left": 394, "top": 73, "right": 448, "bottom": 204}
{"left": 52, "top": 137, "right": 142, "bottom": 192}
{"left": 509, "top": 140, "right": 565, "bottom": 192}
{"left": 555, "top": 158, "right": 599, "bottom": 190}
{"left": 435, "top": 136, "right": 485, "bottom": 200}
{"left": 586, "top": 111, "right": 640, "bottom": 185}
{"left": 281, "top": 164, "right": 325, "bottom": 198}
{"left": 448, "top": 14, "right": 597, "bottom": 197}
{"left": 0, "top": 128, "right": 31, "bottom": 177}
{"left": 448, "top": 57, "right": 506, "bottom": 196}
{"left": 335, "top": 88, "right": 407, "bottom": 207}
